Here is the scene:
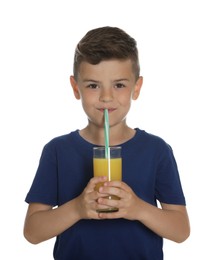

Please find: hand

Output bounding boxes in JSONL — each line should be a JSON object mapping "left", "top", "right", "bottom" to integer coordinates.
{"left": 75, "top": 176, "right": 110, "bottom": 219}
{"left": 97, "top": 181, "right": 143, "bottom": 220}
{"left": 96, "top": 181, "right": 190, "bottom": 243}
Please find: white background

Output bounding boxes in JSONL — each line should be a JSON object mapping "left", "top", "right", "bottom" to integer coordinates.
{"left": 1, "top": 0, "right": 213, "bottom": 259}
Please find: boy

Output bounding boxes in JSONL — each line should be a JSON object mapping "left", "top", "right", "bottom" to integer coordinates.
{"left": 24, "top": 26, "right": 190, "bottom": 259}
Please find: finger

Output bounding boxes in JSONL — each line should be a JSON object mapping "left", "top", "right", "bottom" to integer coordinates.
{"left": 97, "top": 196, "right": 121, "bottom": 208}
{"left": 89, "top": 176, "right": 108, "bottom": 186}
{"left": 96, "top": 197, "right": 121, "bottom": 216}
{"left": 86, "top": 176, "right": 108, "bottom": 193}
{"left": 98, "top": 211, "right": 122, "bottom": 219}
{"left": 89, "top": 190, "right": 110, "bottom": 201}
{"left": 103, "top": 181, "right": 131, "bottom": 192}
{"left": 99, "top": 186, "right": 125, "bottom": 199}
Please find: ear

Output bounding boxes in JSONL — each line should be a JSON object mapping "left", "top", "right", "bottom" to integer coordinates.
{"left": 70, "top": 76, "right": 81, "bottom": 100}
{"left": 132, "top": 76, "right": 143, "bottom": 100}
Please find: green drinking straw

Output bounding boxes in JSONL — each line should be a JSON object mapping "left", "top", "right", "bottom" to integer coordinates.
{"left": 104, "top": 109, "right": 111, "bottom": 180}
{"left": 104, "top": 109, "right": 110, "bottom": 157}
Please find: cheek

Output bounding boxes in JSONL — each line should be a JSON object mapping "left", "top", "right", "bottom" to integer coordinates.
{"left": 80, "top": 93, "right": 98, "bottom": 112}
{"left": 80, "top": 92, "right": 96, "bottom": 103}
{"left": 118, "top": 93, "right": 132, "bottom": 107}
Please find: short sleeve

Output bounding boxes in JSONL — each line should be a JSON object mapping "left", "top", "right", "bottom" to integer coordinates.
{"left": 25, "top": 141, "right": 58, "bottom": 206}
{"left": 155, "top": 144, "right": 186, "bottom": 205}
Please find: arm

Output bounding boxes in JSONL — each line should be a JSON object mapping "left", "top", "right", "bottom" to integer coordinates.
{"left": 24, "top": 176, "right": 108, "bottom": 244}
{"left": 135, "top": 201, "right": 190, "bottom": 243}
{"left": 97, "top": 181, "right": 190, "bottom": 243}
{"left": 24, "top": 200, "right": 79, "bottom": 244}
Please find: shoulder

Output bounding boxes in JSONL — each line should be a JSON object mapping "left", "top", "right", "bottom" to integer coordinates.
{"left": 135, "top": 128, "right": 169, "bottom": 147}
{"left": 43, "top": 130, "right": 80, "bottom": 151}
{"left": 134, "top": 128, "right": 174, "bottom": 159}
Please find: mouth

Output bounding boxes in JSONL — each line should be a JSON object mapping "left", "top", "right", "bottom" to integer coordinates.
{"left": 98, "top": 108, "right": 116, "bottom": 113}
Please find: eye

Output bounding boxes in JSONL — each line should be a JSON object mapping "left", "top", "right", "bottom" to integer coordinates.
{"left": 115, "top": 83, "right": 125, "bottom": 89}
{"left": 87, "top": 83, "right": 99, "bottom": 89}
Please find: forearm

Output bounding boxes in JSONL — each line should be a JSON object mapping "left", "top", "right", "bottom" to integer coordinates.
{"left": 24, "top": 199, "right": 81, "bottom": 244}
{"left": 24, "top": 177, "right": 107, "bottom": 244}
{"left": 136, "top": 200, "right": 190, "bottom": 243}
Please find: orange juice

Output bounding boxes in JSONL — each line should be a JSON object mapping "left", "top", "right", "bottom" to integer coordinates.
{"left": 93, "top": 158, "right": 122, "bottom": 212}
{"left": 93, "top": 146, "right": 122, "bottom": 212}
{"left": 93, "top": 158, "right": 122, "bottom": 191}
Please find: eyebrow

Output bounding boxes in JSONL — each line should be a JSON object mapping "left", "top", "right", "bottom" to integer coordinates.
{"left": 83, "top": 78, "right": 130, "bottom": 83}
{"left": 83, "top": 79, "right": 100, "bottom": 83}
{"left": 114, "top": 78, "right": 130, "bottom": 82}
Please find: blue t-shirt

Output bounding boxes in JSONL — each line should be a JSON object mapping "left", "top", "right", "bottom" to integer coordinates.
{"left": 25, "top": 128, "right": 186, "bottom": 260}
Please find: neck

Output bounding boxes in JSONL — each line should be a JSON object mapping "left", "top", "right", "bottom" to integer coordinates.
{"left": 79, "top": 121, "right": 135, "bottom": 146}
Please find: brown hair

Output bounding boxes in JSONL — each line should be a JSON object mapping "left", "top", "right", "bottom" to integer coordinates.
{"left": 73, "top": 26, "right": 140, "bottom": 80}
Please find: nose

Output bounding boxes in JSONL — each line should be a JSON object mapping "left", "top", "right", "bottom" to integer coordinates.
{"left": 99, "top": 88, "right": 113, "bottom": 103}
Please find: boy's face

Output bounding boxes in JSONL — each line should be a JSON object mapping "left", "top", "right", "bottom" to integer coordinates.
{"left": 70, "top": 59, "right": 142, "bottom": 128}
